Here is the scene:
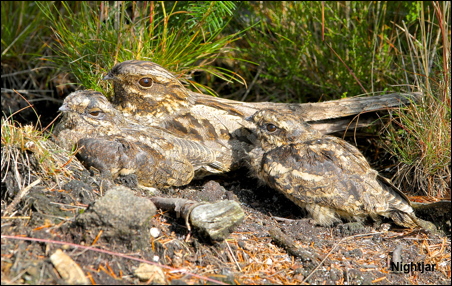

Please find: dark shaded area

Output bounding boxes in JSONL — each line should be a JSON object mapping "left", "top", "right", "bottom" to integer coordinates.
{"left": 1, "top": 62, "right": 75, "bottom": 128}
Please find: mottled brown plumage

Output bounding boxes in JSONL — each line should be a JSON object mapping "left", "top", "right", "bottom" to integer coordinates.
{"left": 53, "top": 90, "right": 124, "bottom": 151}
{"left": 103, "top": 60, "right": 254, "bottom": 172}
{"left": 104, "top": 60, "right": 194, "bottom": 119}
{"left": 103, "top": 60, "right": 423, "bottom": 174}
{"left": 53, "top": 90, "right": 225, "bottom": 188}
{"left": 247, "top": 109, "right": 421, "bottom": 228}
{"left": 104, "top": 60, "right": 424, "bottom": 179}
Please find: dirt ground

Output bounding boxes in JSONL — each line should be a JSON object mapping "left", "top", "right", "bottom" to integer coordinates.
{"left": 1, "top": 138, "right": 451, "bottom": 285}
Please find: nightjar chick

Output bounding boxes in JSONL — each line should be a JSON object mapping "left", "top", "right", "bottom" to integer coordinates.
{"left": 246, "top": 109, "right": 424, "bottom": 229}
{"left": 53, "top": 90, "right": 225, "bottom": 188}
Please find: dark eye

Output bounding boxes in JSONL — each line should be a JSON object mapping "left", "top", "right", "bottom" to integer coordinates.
{"left": 266, "top": 123, "right": 277, "bottom": 132}
{"left": 138, "top": 77, "right": 153, "bottom": 87}
{"left": 87, "top": 108, "right": 103, "bottom": 118}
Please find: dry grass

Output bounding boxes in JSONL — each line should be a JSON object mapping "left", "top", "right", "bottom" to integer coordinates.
{"left": 384, "top": 90, "right": 450, "bottom": 197}
{"left": 382, "top": 1, "right": 450, "bottom": 198}
{"left": 1, "top": 109, "right": 84, "bottom": 194}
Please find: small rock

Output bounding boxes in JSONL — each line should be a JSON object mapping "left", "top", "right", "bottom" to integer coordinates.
{"left": 74, "top": 186, "right": 156, "bottom": 250}
{"left": 134, "top": 263, "right": 167, "bottom": 284}
{"left": 343, "top": 248, "right": 363, "bottom": 258}
{"left": 150, "top": 227, "right": 160, "bottom": 238}
{"left": 200, "top": 180, "right": 227, "bottom": 201}
{"left": 202, "top": 180, "right": 226, "bottom": 193}
{"left": 50, "top": 249, "right": 89, "bottom": 285}
{"left": 329, "top": 268, "right": 343, "bottom": 281}
{"left": 238, "top": 240, "right": 252, "bottom": 251}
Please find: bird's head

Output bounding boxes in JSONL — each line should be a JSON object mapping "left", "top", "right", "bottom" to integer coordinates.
{"left": 59, "top": 90, "right": 124, "bottom": 129}
{"left": 103, "top": 60, "right": 192, "bottom": 114}
{"left": 246, "top": 109, "right": 319, "bottom": 150}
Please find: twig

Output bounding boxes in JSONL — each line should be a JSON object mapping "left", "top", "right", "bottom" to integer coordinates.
{"left": 271, "top": 216, "right": 297, "bottom": 222}
{"left": 1, "top": 216, "right": 31, "bottom": 220}
{"left": 42, "top": 112, "right": 62, "bottom": 133}
{"left": 225, "top": 240, "right": 242, "bottom": 272}
{"left": 302, "top": 232, "right": 384, "bottom": 284}
{"left": 151, "top": 197, "right": 244, "bottom": 241}
{"left": 1, "top": 88, "right": 55, "bottom": 94}
{"left": 4, "top": 178, "right": 41, "bottom": 216}
{"left": 49, "top": 202, "right": 87, "bottom": 209}
{"left": 325, "top": 42, "right": 368, "bottom": 94}
{"left": 0, "top": 67, "right": 51, "bottom": 78}
{"left": 269, "top": 227, "right": 318, "bottom": 263}
{"left": 241, "top": 66, "right": 262, "bottom": 101}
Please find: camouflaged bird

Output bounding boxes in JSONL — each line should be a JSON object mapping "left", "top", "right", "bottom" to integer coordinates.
{"left": 246, "top": 109, "right": 423, "bottom": 229}
{"left": 103, "top": 60, "right": 255, "bottom": 172}
{"left": 103, "top": 60, "right": 422, "bottom": 176}
{"left": 53, "top": 90, "right": 226, "bottom": 188}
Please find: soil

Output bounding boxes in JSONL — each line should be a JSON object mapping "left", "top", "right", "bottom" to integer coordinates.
{"left": 1, "top": 142, "right": 451, "bottom": 285}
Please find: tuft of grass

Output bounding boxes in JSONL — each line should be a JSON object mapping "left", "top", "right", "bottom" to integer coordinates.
{"left": 1, "top": 112, "right": 85, "bottom": 191}
{"left": 383, "top": 1, "right": 450, "bottom": 198}
{"left": 36, "top": 1, "right": 246, "bottom": 96}
{"left": 1, "top": 2, "right": 50, "bottom": 60}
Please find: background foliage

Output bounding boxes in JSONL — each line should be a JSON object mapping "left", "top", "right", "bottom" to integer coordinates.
{"left": 1, "top": 1, "right": 450, "bottom": 197}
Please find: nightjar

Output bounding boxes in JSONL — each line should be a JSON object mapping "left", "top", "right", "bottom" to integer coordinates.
{"left": 53, "top": 90, "right": 225, "bottom": 188}
{"left": 246, "top": 109, "right": 423, "bottom": 229}
{"left": 103, "top": 60, "right": 420, "bottom": 176}
{"left": 103, "top": 60, "right": 255, "bottom": 172}
{"left": 102, "top": 60, "right": 392, "bottom": 134}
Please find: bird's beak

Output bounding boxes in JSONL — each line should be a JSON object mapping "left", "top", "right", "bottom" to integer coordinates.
{"left": 59, "top": 104, "right": 69, "bottom": 112}
{"left": 102, "top": 74, "right": 115, "bottom": 81}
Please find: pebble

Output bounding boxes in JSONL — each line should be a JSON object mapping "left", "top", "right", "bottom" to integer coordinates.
{"left": 150, "top": 227, "right": 160, "bottom": 238}
{"left": 134, "top": 263, "right": 167, "bottom": 284}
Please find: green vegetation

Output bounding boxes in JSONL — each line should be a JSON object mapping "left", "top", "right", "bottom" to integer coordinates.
{"left": 1, "top": 1, "right": 450, "bottom": 197}
{"left": 35, "top": 1, "right": 245, "bottom": 95}
{"left": 232, "top": 2, "right": 445, "bottom": 103}
{"left": 1, "top": 2, "right": 53, "bottom": 101}
{"left": 382, "top": 1, "right": 450, "bottom": 197}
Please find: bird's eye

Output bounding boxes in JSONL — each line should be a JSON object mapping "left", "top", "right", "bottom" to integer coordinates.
{"left": 138, "top": 77, "right": 153, "bottom": 87}
{"left": 266, "top": 123, "right": 277, "bottom": 132}
{"left": 87, "top": 108, "right": 103, "bottom": 118}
